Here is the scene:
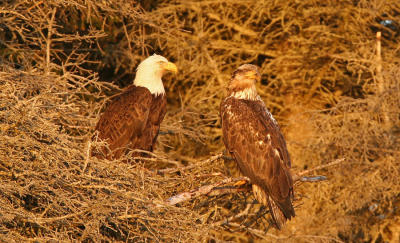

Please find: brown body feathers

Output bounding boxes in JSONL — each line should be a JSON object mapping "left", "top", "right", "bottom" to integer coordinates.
{"left": 93, "top": 86, "right": 166, "bottom": 159}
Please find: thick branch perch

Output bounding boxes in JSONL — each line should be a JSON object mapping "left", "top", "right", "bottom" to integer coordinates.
{"left": 166, "top": 177, "right": 250, "bottom": 206}
{"left": 166, "top": 158, "right": 345, "bottom": 205}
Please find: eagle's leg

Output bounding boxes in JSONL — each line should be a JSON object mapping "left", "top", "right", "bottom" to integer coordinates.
{"left": 222, "top": 150, "right": 249, "bottom": 186}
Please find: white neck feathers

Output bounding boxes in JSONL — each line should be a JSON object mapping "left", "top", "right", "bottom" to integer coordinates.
{"left": 133, "top": 61, "right": 165, "bottom": 96}
{"left": 134, "top": 76, "right": 165, "bottom": 96}
{"left": 230, "top": 86, "right": 260, "bottom": 101}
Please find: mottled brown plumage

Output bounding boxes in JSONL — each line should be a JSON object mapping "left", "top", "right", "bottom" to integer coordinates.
{"left": 220, "top": 64, "right": 295, "bottom": 229}
{"left": 92, "top": 54, "right": 177, "bottom": 160}
{"left": 94, "top": 86, "right": 166, "bottom": 159}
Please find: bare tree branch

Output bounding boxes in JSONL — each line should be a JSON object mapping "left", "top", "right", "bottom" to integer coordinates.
{"left": 166, "top": 158, "right": 345, "bottom": 206}
{"left": 157, "top": 152, "right": 224, "bottom": 175}
{"left": 293, "top": 158, "right": 345, "bottom": 182}
{"left": 166, "top": 177, "right": 250, "bottom": 206}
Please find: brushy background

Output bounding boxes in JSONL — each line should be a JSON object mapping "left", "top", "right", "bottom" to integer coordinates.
{"left": 1, "top": 0, "right": 399, "bottom": 242}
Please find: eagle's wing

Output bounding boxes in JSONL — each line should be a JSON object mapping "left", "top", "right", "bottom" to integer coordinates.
{"left": 129, "top": 94, "right": 167, "bottom": 153}
{"left": 94, "top": 86, "right": 153, "bottom": 158}
{"left": 220, "top": 97, "right": 294, "bottom": 228}
{"left": 149, "top": 95, "right": 167, "bottom": 150}
{"left": 252, "top": 99, "right": 292, "bottom": 169}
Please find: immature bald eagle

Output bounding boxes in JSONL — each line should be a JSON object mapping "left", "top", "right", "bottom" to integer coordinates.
{"left": 220, "top": 64, "right": 295, "bottom": 229}
{"left": 93, "top": 54, "right": 177, "bottom": 160}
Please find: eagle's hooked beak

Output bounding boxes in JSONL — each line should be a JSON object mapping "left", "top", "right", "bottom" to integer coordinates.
{"left": 163, "top": 62, "right": 178, "bottom": 74}
{"left": 245, "top": 71, "right": 261, "bottom": 82}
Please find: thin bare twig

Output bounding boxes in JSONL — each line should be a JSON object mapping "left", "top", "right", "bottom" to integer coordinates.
{"left": 82, "top": 139, "right": 91, "bottom": 173}
{"left": 375, "top": 31, "right": 390, "bottom": 126}
{"left": 222, "top": 223, "right": 344, "bottom": 243}
{"left": 293, "top": 158, "right": 345, "bottom": 182}
{"left": 213, "top": 203, "right": 252, "bottom": 226}
{"left": 45, "top": 7, "right": 57, "bottom": 74}
{"left": 157, "top": 152, "right": 224, "bottom": 174}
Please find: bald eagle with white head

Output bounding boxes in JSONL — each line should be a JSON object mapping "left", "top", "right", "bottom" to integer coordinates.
{"left": 220, "top": 64, "right": 295, "bottom": 229}
{"left": 93, "top": 54, "right": 177, "bottom": 160}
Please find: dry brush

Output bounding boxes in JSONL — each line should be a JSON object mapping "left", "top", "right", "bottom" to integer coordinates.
{"left": 1, "top": 0, "right": 400, "bottom": 242}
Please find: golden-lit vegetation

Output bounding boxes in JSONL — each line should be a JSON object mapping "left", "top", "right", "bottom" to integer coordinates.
{"left": 1, "top": 0, "right": 399, "bottom": 242}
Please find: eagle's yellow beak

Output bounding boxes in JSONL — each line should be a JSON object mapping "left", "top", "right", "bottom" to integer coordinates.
{"left": 245, "top": 71, "right": 260, "bottom": 81}
{"left": 163, "top": 62, "right": 178, "bottom": 73}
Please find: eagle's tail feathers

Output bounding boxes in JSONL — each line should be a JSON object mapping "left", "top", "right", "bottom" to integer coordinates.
{"left": 267, "top": 195, "right": 286, "bottom": 230}
{"left": 252, "top": 184, "right": 287, "bottom": 230}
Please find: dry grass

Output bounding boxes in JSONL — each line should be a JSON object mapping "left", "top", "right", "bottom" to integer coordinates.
{"left": 1, "top": 0, "right": 400, "bottom": 242}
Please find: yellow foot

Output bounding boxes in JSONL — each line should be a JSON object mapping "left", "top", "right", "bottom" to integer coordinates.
{"left": 233, "top": 180, "right": 248, "bottom": 186}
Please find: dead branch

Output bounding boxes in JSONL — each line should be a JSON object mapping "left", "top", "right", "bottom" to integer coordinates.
{"left": 131, "top": 156, "right": 181, "bottom": 167}
{"left": 157, "top": 152, "right": 224, "bottom": 175}
{"left": 221, "top": 223, "right": 344, "bottom": 243}
{"left": 376, "top": 32, "right": 383, "bottom": 93}
{"left": 45, "top": 7, "right": 57, "bottom": 74}
{"left": 375, "top": 31, "right": 390, "bottom": 126}
{"left": 223, "top": 222, "right": 280, "bottom": 240}
{"left": 166, "top": 177, "right": 250, "bottom": 206}
{"left": 299, "top": 176, "right": 327, "bottom": 182}
{"left": 82, "top": 139, "right": 91, "bottom": 173}
{"left": 166, "top": 158, "right": 344, "bottom": 206}
{"left": 212, "top": 203, "right": 253, "bottom": 226}
{"left": 293, "top": 158, "right": 345, "bottom": 182}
